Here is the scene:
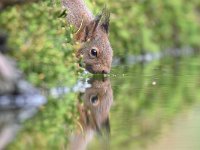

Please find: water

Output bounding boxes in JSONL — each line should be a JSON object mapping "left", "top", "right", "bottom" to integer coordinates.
{"left": 4, "top": 54, "right": 200, "bottom": 150}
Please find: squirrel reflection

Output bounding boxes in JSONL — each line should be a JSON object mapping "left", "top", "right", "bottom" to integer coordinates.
{"left": 69, "top": 78, "right": 113, "bottom": 150}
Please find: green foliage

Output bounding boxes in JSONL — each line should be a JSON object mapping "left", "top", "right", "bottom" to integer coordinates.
{"left": 0, "top": 2, "right": 81, "bottom": 149}
{"left": 1, "top": 0, "right": 200, "bottom": 149}
{"left": 0, "top": 0, "right": 78, "bottom": 88}
{"left": 8, "top": 93, "right": 78, "bottom": 150}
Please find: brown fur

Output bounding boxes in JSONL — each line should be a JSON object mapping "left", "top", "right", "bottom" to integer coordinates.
{"left": 62, "top": 0, "right": 113, "bottom": 74}
{"left": 69, "top": 78, "right": 113, "bottom": 150}
{"left": 78, "top": 78, "right": 113, "bottom": 131}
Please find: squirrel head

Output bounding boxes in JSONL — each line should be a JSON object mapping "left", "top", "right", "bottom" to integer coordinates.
{"left": 75, "top": 8, "right": 113, "bottom": 74}
{"left": 69, "top": 78, "right": 112, "bottom": 149}
{"left": 78, "top": 78, "right": 113, "bottom": 132}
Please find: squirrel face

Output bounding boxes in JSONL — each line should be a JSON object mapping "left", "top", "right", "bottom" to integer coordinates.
{"left": 77, "top": 30, "right": 112, "bottom": 74}
{"left": 69, "top": 78, "right": 112, "bottom": 149}
{"left": 78, "top": 78, "right": 113, "bottom": 131}
{"left": 75, "top": 10, "right": 113, "bottom": 74}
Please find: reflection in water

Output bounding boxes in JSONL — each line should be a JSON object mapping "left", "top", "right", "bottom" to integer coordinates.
{"left": 0, "top": 55, "right": 46, "bottom": 149}
{"left": 69, "top": 78, "right": 113, "bottom": 150}
{"left": 6, "top": 55, "right": 200, "bottom": 150}
{"left": 0, "top": 90, "right": 45, "bottom": 149}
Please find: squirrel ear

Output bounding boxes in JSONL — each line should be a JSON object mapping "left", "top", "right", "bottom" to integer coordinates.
{"left": 99, "top": 7, "right": 110, "bottom": 34}
{"left": 74, "top": 7, "right": 110, "bottom": 42}
{"left": 102, "top": 117, "right": 110, "bottom": 134}
{"left": 75, "top": 19, "right": 99, "bottom": 42}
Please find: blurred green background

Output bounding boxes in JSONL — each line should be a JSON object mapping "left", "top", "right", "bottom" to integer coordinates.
{"left": 1, "top": 0, "right": 200, "bottom": 149}
{"left": 1, "top": 0, "right": 200, "bottom": 87}
{"left": 87, "top": 0, "right": 200, "bottom": 55}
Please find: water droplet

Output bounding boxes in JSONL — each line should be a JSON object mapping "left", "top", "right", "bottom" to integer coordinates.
{"left": 152, "top": 81, "right": 156, "bottom": 85}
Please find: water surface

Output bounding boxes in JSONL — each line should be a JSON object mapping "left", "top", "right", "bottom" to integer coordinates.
{"left": 7, "top": 54, "right": 200, "bottom": 150}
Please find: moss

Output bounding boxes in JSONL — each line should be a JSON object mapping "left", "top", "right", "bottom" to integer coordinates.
{"left": 0, "top": 0, "right": 78, "bottom": 88}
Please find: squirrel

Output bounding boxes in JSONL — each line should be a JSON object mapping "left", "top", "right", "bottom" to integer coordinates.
{"left": 69, "top": 78, "right": 113, "bottom": 150}
{"left": 62, "top": 0, "right": 113, "bottom": 74}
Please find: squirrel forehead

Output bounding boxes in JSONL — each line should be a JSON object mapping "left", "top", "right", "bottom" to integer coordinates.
{"left": 82, "top": 35, "right": 111, "bottom": 50}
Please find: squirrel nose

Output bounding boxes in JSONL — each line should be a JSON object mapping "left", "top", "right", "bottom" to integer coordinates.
{"left": 102, "top": 66, "right": 110, "bottom": 74}
{"left": 102, "top": 70, "right": 109, "bottom": 74}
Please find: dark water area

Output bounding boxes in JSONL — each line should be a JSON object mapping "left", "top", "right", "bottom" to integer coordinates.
{"left": 2, "top": 54, "right": 200, "bottom": 150}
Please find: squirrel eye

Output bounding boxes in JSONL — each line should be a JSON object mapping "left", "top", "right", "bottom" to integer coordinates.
{"left": 90, "top": 48, "right": 98, "bottom": 57}
{"left": 90, "top": 95, "right": 99, "bottom": 106}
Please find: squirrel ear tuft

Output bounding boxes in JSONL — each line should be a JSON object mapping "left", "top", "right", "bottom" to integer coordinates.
{"left": 99, "top": 6, "right": 110, "bottom": 34}
{"left": 102, "top": 117, "right": 110, "bottom": 134}
{"left": 75, "top": 7, "right": 110, "bottom": 42}
{"left": 93, "top": 6, "right": 110, "bottom": 34}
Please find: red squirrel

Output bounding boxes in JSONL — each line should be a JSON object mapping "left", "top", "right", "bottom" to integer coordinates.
{"left": 62, "top": 0, "right": 113, "bottom": 74}
{"left": 69, "top": 78, "right": 113, "bottom": 150}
